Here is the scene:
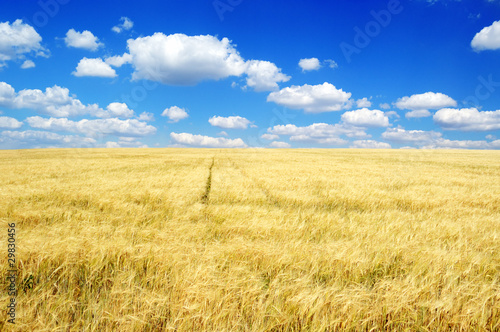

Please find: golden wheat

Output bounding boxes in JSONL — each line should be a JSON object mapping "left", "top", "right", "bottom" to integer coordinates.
{"left": 1, "top": 148, "right": 499, "bottom": 331}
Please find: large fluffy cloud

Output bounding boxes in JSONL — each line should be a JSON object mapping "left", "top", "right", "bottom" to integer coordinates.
{"left": 471, "top": 20, "right": 500, "bottom": 52}
{"left": 64, "top": 29, "right": 103, "bottom": 51}
{"left": 162, "top": 106, "right": 189, "bottom": 123}
{"left": 0, "top": 20, "right": 46, "bottom": 68}
{"left": 73, "top": 58, "right": 117, "bottom": 78}
{"left": 26, "top": 116, "right": 156, "bottom": 137}
{"left": 125, "top": 33, "right": 288, "bottom": 91}
{"left": 433, "top": 108, "right": 500, "bottom": 131}
{"left": 267, "top": 82, "right": 352, "bottom": 113}
{"left": 170, "top": 132, "right": 247, "bottom": 148}
{"left": 394, "top": 92, "right": 457, "bottom": 116}
{"left": 127, "top": 33, "right": 246, "bottom": 85}
{"left": 208, "top": 115, "right": 252, "bottom": 129}
{"left": 341, "top": 108, "right": 389, "bottom": 127}
{"left": 0, "top": 82, "right": 138, "bottom": 118}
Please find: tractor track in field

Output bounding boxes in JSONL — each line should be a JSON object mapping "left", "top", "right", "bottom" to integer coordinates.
{"left": 201, "top": 157, "right": 215, "bottom": 204}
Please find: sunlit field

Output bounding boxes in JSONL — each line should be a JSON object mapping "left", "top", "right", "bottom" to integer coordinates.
{"left": 1, "top": 148, "right": 499, "bottom": 331}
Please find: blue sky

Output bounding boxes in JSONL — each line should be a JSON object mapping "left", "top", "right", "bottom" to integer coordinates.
{"left": 1, "top": 0, "right": 500, "bottom": 149}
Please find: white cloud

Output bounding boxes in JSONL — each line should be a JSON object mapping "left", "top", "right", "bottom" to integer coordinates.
{"left": 0, "top": 82, "right": 113, "bottom": 117}
{"left": 1, "top": 130, "right": 96, "bottom": 148}
{"left": 21, "top": 60, "right": 35, "bottom": 69}
{"left": 486, "top": 134, "right": 496, "bottom": 140}
{"left": 471, "top": 20, "right": 500, "bottom": 51}
{"left": 26, "top": 116, "right": 156, "bottom": 137}
{"left": 64, "top": 29, "right": 103, "bottom": 51}
{"left": 0, "top": 116, "right": 22, "bottom": 129}
{"left": 105, "top": 137, "right": 147, "bottom": 148}
{"left": 269, "top": 141, "right": 291, "bottom": 148}
{"left": 105, "top": 53, "right": 132, "bottom": 67}
{"left": 127, "top": 33, "right": 247, "bottom": 85}
{"left": 405, "top": 109, "right": 432, "bottom": 118}
{"left": 341, "top": 108, "right": 389, "bottom": 127}
{"left": 289, "top": 135, "right": 347, "bottom": 145}
{"left": 379, "top": 103, "right": 391, "bottom": 110}
{"left": 261, "top": 133, "right": 279, "bottom": 140}
{"left": 73, "top": 57, "right": 117, "bottom": 78}
{"left": 125, "top": 33, "right": 288, "bottom": 91}
{"left": 0, "top": 20, "right": 46, "bottom": 68}
{"left": 137, "top": 112, "right": 155, "bottom": 122}
{"left": 422, "top": 138, "right": 492, "bottom": 149}
{"left": 112, "top": 17, "right": 134, "bottom": 34}
{"left": 325, "top": 59, "right": 338, "bottom": 69}
{"left": 208, "top": 115, "right": 252, "bottom": 129}
{"left": 161, "top": 106, "right": 189, "bottom": 123}
{"left": 350, "top": 140, "right": 391, "bottom": 149}
{"left": 381, "top": 127, "right": 442, "bottom": 144}
{"left": 217, "top": 131, "right": 228, "bottom": 137}
{"left": 268, "top": 123, "right": 369, "bottom": 145}
{"left": 433, "top": 108, "right": 500, "bottom": 131}
{"left": 96, "top": 102, "right": 135, "bottom": 118}
{"left": 394, "top": 92, "right": 457, "bottom": 114}
{"left": 356, "top": 98, "right": 372, "bottom": 108}
{"left": 244, "top": 60, "right": 290, "bottom": 91}
{"left": 170, "top": 132, "right": 247, "bottom": 148}
{"left": 386, "top": 111, "right": 400, "bottom": 118}
{"left": 267, "top": 82, "right": 353, "bottom": 113}
{"left": 298, "top": 57, "right": 320, "bottom": 72}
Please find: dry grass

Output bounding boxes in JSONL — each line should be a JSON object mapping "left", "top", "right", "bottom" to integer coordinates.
{"left": 1, "top": 148, "right": 499, "bottom": 331}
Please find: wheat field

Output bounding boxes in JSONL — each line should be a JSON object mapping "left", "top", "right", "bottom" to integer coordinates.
{"left": 1, "top": 148, "right": 499, "bottom": 331}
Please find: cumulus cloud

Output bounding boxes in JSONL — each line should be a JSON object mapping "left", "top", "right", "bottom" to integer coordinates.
{"left": 381, "top": 127, "right": 442, "bottom": 145}
{"left": 433, "top": 108, "right": 500, "bottom": 131}
{"left": 0, "top": 20, "right": 46, "bottom": 68}
{"left": 21, "top": 60, "right": 35, "bottom": 69}
{"left": 0, "top": 116, "right": 22, "bottom": 129}
{"left": 161, "top": 106, "right": 189, "bottom": 123}
{"left": 298, "top": 57, "right": 320, "bottom": 72}
{"left": 267, "top": 82, "right": 353, "bottom": 113}
{"left": 0, "top": 81, "right": 135, "bottom": 118}
{"left": 105, "top": 137, "right": 147, "bottom": 148}
{"left": 341, "top": 108, "right": 389, "bottom": 127}
{"left": 325, "top": 59, "right": 338, "bottom": 69}
{"left": 137, "top": 112, "right": 154, "bottom": 122}
{"left": 394, "top": 92, "right": 457, "bottom": 115}
{"left": 170, "top": 132, "right": 247, "bottom": 148}
{"left": 112, "top": 17, "right": 134, "bottom": 34}
{"left": 244, "top": 60, "right": 290, "bottom": 91}
{"left": 269, "top": 141, "right": 291, "bottom": 148}
{"left": 471, "top": 20, "right": 500, "bottom": 51}
{"left": 1, "top": 130, "right": 96, "bottom": 148}
{"left": 26, "top": 116, "right": 156, "bottom": 137}
{"left": 268, "top": 123, "right": 368, "bottom": 146}
{"left": 379, "top": 103, "right": 391, "bottom": 110}
{"left": 208, "top": 115, "right": 252, "bottom": 129}
{"left": 96, "top": 102, "right": 135, "bottom": 118}
{"left": 350, "top": 140, "right": 391, "bottom": 149}
{"left": 125, "top": 33, "right": 288, "bottom": 91}
{"left": 405, "top": 110, "right": 432, "bottom": 118}
{"left": 105, "top": 53, "right": 132, "bottom": 67}
{"left": 73, "top": 57, "right": 117, "bottom": 78}
{"left": 64, "top": 29, "right": 103, "bottom": 51}
{"left": 356, "top": 98, "right": 372, "bottom": 108}
{"left": 127, "top": 33, "right": 247, "bottom": 85}
{"left": 261, "top": 133, "right": 279, "bottom": 140}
